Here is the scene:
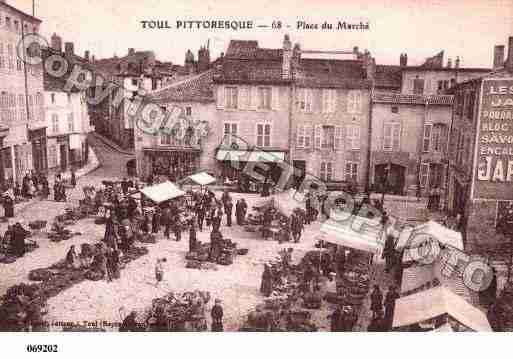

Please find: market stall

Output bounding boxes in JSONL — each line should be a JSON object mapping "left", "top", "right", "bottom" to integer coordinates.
{"left": 396, "top": 220, "right": 464, "bottom": 252}
{"left": 139, "top": 181, "right": 186, "bottom": 204}
{"left": 392, "top": 286, "right": 492, "bottom": 332}
{"left": 179, "top": 172, "right": 216, "bottom": 192}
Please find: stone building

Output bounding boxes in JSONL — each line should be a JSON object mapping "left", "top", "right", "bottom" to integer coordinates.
{"left": 43, "top": 34, "right": 94, "bottom": 172}
{"left": 370, "top": 52, "right": 490, "bottom": 197}
{"left": 290, "top": 47, "right": 373, "bottom": 191}
{"left": 446, "top": 36, "right": 513, "bottom": 250}
{"left": 135, "top": 70, "right": 216, "bottom": 180}
{"left": 0, "top": 0, "right": 46, "bottom": 183}
{"left": 213, "top": 37, "right": 293, "bottom": 190}
{"left": 93, "top": 46, "right": 211, "bottom": 150}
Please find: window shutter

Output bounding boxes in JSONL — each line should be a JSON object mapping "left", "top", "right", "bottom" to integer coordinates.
{"left": 249, "top": 86, "right": 258, "bottom": 110}
{"left": 305, "top": 125, "right": 312, "bottom": 149}
{"left": 392, "top": 124, "right": 401, "bottom": 151}
{"left": 334, "top": 126, "right": 342, "bottom": 150}
{"left": 383, "top": 123, "right": 392, "bottom": 151}
{"left": 238, "top": 86, "right": 247, "bottom": 110}
{"left": 296, "top": 125, "right": 302, "bottom": 148}
{"left": 272, "top": 87, "right": 279, "bottom": 110}
{"left": 330, "top": 90, "right": 337, "bottom": 113}
{"left": 314, "top": 125, "right": 322, "bottom": 150}
{"left": 321, "top": 89, "right": 327, "bottom": 113}
{"left": 216, "top": 85, "right": 224, "bottom": 109}
{"left": 347, "top": 91, "right": 355, "bottom": 113}
{"left": 354, "top": 125, "right": 360, "bottom": 149}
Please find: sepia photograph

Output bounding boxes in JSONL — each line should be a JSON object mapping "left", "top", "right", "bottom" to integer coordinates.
{"left": 0, "top": 0, "right": 513, "bottom": 355}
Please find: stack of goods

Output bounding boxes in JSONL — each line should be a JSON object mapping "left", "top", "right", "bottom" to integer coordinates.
{"left": 134, "top": 291, "right": 211, "bottom": 331}
{"left": 185, "top": 239, "right": 245, "bottom": 269}
{"left": 244, "top": 213, "right": 262, "bottom": 232}
{"left": 28, "top": 220, "right": 47, "bottom": 231}
{"left": 0, "top": 283, "right": 48, "bottom": 331}
{"left": 133, "top": 232, "right": 156, "bottom": 244}
{"left": 47, "top": 222, "right": 73, "bottom": 242}
{"left": 240, "top": 304, "right": 317, "bottom": 332}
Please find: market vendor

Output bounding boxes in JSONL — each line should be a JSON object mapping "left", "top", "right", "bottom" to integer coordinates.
{"left": 209, "top": 229, "right": 223, "bottom": 263}
{"left": 65, "top": 245, "right": 80, "bottom": 269}
{"left": 260, "top": 264, "right": 273, "bottom": 297}
{"left": 189, "top": 218, "right": 197, "bottom": 252}
{"left": 211, "top": 299, "right": 224, "bottom": 332}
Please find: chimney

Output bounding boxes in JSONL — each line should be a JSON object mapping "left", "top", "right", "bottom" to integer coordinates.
{"left": 282, "top": 34, "right": 292, "bottom": 80}
{"left": 84, "top": 50, "right": 90, "bottom": 61}
{"left": 447, "top": 58, "right": 452, "bottom": 68}
{"left": 91, "top": 55, "right": 95, "bottom": 63}
{"left": 128, "top": 48, "right": 135, "bottom": 56}
{"left": 64, "top": 42, "right": 74, "bottom": 57}
{"left": 507, "top": 36, "right": 513, "bottom": 71}
{"left": 51, "top": 33, "right": 62, "bottom": 52}
{"left": 455, "top": 56, "right": 460, "bottom": 69}
{"left": 400, "top": 53, "right": 408, "bottom": 67}
{"left": 493, "top": 45, "right": 505, "bottom": 70}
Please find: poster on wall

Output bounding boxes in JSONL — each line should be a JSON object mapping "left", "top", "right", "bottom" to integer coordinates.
{"left": 472, "top": 78, "right": 513, "bottom": 200}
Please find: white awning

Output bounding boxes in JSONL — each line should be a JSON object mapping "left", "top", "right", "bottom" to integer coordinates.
{"left": 392, "top": 286, "right": 491, "bottom": 331}
{"left": 396, "top": 220, "right": 463, "bottom": 252}
{"left": 139, "top": 181, "right": 185, "bottom": 204}
{"left": 320, "top": 217, "right": 383, "bottom": 254}
{"left": 216, "top": 149, "right": 285, "bottom": 163}
{"left": 186, "top": 172, "right": 216, "bottom": 186}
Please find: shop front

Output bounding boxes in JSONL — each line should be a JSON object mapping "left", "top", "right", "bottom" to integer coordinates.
{"left": 143, "top": 148, "right": 200, "bottom": 182}
{"left": 372, "top": 151, "right": 410, "bottom": 195}
{"left": 28, "top": 127, "right": 48, "bottom": 173}
{"left": 215, "top": 149, "right": 288, "bottom": 192}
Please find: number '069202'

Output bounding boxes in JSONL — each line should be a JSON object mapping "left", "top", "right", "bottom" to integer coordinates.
{"left": 26, "top": 344, "right": 58, "bottom": 353}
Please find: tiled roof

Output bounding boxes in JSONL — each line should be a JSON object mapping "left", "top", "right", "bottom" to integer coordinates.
{"left": 295, "top": 58, "right": 371, "bottom": 89}
{"left": 374, "top": 65, "right": 402, "bottom": 90}
{"left": 372, "top": 92, "right": 454, "bottom": 105}
{"left": 215, "top": 40, "right": 288, "bottom": 84}
{"left": 42, "top": 48, "right": 94, "bottom": 93}
{"left": 0, "top": 1, "right": 41, "bottom": 23}
{"left": 148, "top": 70, "right": 214, "bottom": 103}
{"left": 94, "top": 51, "right": 159, "bottom": 78}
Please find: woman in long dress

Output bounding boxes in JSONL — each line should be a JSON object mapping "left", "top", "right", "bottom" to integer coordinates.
{"left": 260, "top": 264, "right": 273, "bottom": 297}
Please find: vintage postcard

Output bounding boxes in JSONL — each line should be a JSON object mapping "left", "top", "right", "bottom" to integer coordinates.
{"left": 0, "top": 0, "right": 512, "bottom": 351}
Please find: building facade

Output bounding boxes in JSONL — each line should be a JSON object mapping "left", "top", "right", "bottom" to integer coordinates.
{"left": 371, "top": 52, "right": 490, "bottom": 197}
{"left": 446, "top": 37, "right": 513, "bottom": 250}
{"left": 135, "top": 70, "right": 216, "bottom": 180}
{"left": 0, "top": 0, "right": 46, "bottom": 184}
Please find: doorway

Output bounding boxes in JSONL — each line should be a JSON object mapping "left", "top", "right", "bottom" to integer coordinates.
{"left": 60, "top": 144, "right": 67, "bottom": 171}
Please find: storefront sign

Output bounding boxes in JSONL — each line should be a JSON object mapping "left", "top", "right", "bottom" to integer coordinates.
{"left": 472, "top": 78, "right": 513, "bottom": 200}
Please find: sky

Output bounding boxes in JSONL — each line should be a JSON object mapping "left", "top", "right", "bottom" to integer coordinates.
{"left": 7, "top": 0, "right": 513, "bottom": 68}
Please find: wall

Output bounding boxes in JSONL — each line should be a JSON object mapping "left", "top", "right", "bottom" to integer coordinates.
{"left": 291, "top": 87, "right": 370, "bottom": 190}
{"left": 401, "top": 69, "right": 489, "bottom": 95}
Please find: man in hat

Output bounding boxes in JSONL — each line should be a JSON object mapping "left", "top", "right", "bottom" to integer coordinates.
{"left": 211, "top": 299, "right": 224, "bottom": 331}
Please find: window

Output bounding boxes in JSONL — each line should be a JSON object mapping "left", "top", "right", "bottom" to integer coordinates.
{"left": 67, "top": 93, "right": 72, "bottom": 104}
{"left": 256, "top": 123, "right": 271, "bottom": 148}
{"left": 347, "top": 90, "right": 362, "bottom": 114}
{"left": 455, "top": 92, "right": 463, "bottom": 115}
{"left": 437, "top": 80, "right": 443, "bottom": 91}
{"left": 322, "top": 89, "right": 336, "bottom": 113}
{"left": 258, "top": 87, "right": 272, "bottom": 110}
{"left": 346, "top": 124, "right": 360, "bottom": 150}
{"left": 413, "top": 77, "right": 424, "bottom": 95}
{"left": 296, "top": 124, "right": 312, "bottom": 149}
{"left": 48, "top": 145, "right": 57, "bottom": 168}
{"left": 131, "top": 78, "right": 138, "bottom": 86}
{"left": 422, "top": 124, "right": 432, "bottom": 152}
{"left": 185, "top": 106, "right": 192, "bottom": 116}
{"left": 7, "top": 44, "right": 13, "bottom": 69}
{"left": 0, "top": 43, "right": 3, "bottom": 68}
{"left": 431, "top": 124, "right": 446, "bottom": 152}
{"left": 420, "top": 163, "right": 429, "bottom": 188}
{"left": 67, "top": 113, "right": 74, "bottom": 132}
{"left": 321, "top": 126, "right": 335, "bottom": 149}
{"left": 51, "top": 93, "right": 55, "bottom": 104}
{"left": 51, "top": 114, "right": 59, "bottom": 133}
{"left": 16, "top": 58, "right": 22, "bottom": 71}
{"left": 466, "top": 91, "right": 475, "bottom": 120}
{"left": 383, "top": 123, "right": 401, "bottom": 151}
{"left": 223, "top": 122, "right": 238, "bottom": 147}
{"left": 345, "top": 162, "right": 358, "bottom": 182}
{"left": 391, "top": 106, "right": 399, "bottom": 114}
{"left": 320, "top": 162, "right": 333, "bottom": 182}
{"left": 298, "top": 88, "right": 313, "bottom": 112}
{"left": 5, "top": 17, "right": 10, "bottom": 29}
{"left": 14, "top": 20, "right": 18, "bottom": 32}
{"left": 225, "top": 87, "right": 238, "bottom": 109}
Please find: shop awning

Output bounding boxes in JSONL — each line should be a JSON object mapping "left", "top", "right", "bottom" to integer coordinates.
{"left": 216, "top": 149, "right": 285, "bottom": 163}
{"left": 396, "top": 220, "right": 463, "bottom": 252}
{"left": 139, "top": 181, "right": 185, "bottom": 204}
{"left": 320, "top": 217, "right": 383, "bottom": 254}
{"left": 392, "top": 286, "right": 492, "bottom": 331}
{"left": 184, "top": 172, "right": 216, "bottom": 186}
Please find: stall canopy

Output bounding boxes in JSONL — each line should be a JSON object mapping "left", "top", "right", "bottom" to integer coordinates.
{"left": 396, "top": 220, "right": 463, "bottom": 251}
{"left": 320, "top": 216, "right": 383, "bottom": 254}
{"left": 139, "top": 181, "right": 185, "bottom": 204}
{"left": 216, "top": 149, "right": 285, "bottom": 163}
{"left": 184, "top": 172, "right": 216, "bottom": 186}
{"left": 392, "top": 286, "right": 492, "bottom": 331}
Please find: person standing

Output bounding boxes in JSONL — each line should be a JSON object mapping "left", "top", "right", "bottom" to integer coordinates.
{"left": 155, "top": 258, "right": 165, "bottom": 287}
{"left": 141, "top": 212, "right": 150, "bottom": 234}
{"left": 370, "top": 285, "right": 383, "bottom": 319}
{"left": 12, "top": 222, "right": 29, "bottom": 257}
{"left": 196, "top": 202, "right": 205, "bottom": 232}
{"left": 329, "top": 305, "right": 342, "bottom": 332}
{"left": 3, "top": 193, "right": 14, "bottom": 218}
{"left": 71, "top": 170, "right": 77, "bottom": 188}
{"left": 211, "top": 299, "right": 224, "bottom": 332}
{"left": 162, "top": 206, "right": 172, "bottom": 240}
{"left": 260, "top": 264, "right": 273, "bottom": 297}
{"left": 383, "top": 286, "right": 400, "bottom": 330}
{"left": 189, "top": 219, "right": 197, "bottom": 253}
{"left": 152, "top": 208, "right": 161, "bottom": 234}
{"left": 382, "top": 235, "right": 396, "bottom": 273}
{"left": 225, "top": 199, "right": 233, "bottom": 227}
{"left": 209, "top": 229, "right": 222, "bottom": 263}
